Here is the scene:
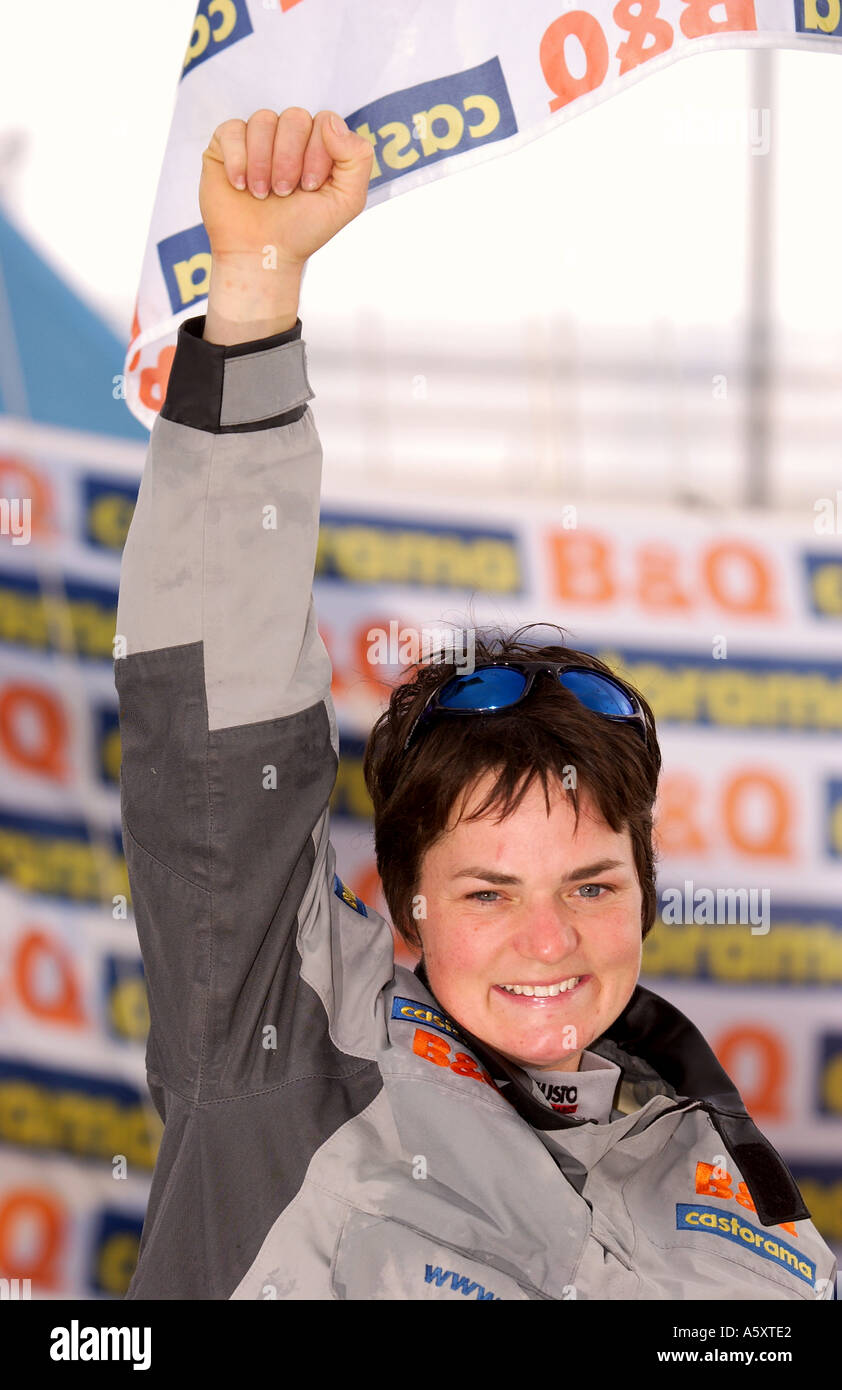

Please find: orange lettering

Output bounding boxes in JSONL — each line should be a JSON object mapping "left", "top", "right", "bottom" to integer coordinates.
{"left": 614, "top": 0, "right": 673, "bottom": 75}
{"left": 637, "top": 545, "right": 692, "bottom": 611}
{"left": 451, "top": 1052, "right": 483, "bottom": 1079}
{"left": 723, "top": 770, "right": 792, "bottom": 858}
{"left": 547, "top": 531, "right": 614, "bottom": 603}
{"left": 139, "top": 345, "right": 176, "bottom": 415}
{"left": 703, "top": 540, "right": 775, "bottom": 616}
{"left": 716, "top": 1026, "right": 785, "bottom": 1121}
{"left": 0, "top": 456, "right": 54, "bottom": 541}
{"left": 695, "top": 1160, "right": 733, "bottom": 1200}
{"left": 319, "top": 622, "right": 348, "bottom": 698}
{"left": 412, "top": 1028, "right": 451, "bottom": 1067}
{"left": 0, "top": 1189, "right": 64, "bottom": 1288}
{"left": 540, "top": 11, "right": 610, "bottom": 113}
{"left": 680, "top": 0, "right": 756, "bottom": 38}
{"left": 654, "top": 773, "right": 707, "bottom": 854}
{"left": 0, "top": 684, "right": 69, "bottom": 780}
{"left": 13, "top": 930, "right": 85, "bottom": 1026}
{"left": 734, "top": 1179, "right": 756, "bottom": 1213}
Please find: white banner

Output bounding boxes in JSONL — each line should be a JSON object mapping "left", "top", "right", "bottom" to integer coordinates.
{"left": 124, "top": 0, "right": 842, "bottom": 427}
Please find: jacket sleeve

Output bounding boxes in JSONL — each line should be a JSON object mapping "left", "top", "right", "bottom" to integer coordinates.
{"left": 114, "top": 313, "right": 390, "bottom": 1116}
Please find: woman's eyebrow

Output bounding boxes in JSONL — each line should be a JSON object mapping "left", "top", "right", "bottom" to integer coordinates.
{"left": 451, "top": 859, "right": 626, "bottom": 885}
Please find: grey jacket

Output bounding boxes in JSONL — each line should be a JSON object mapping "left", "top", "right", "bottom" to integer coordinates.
{"left": 116, "top": 314, "right": 836, "bottom": 1301}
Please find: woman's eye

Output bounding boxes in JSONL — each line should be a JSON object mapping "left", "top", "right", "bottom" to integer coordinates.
{"left": 576, "top": 883, "right": 609, "bottom": 899}
{"left": 467, "top": 890, "right": 500, "bottom": 903}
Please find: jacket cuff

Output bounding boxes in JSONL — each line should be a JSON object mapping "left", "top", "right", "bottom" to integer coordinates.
{"left": 159, "top": 313, "right": 314, "bottom": 433}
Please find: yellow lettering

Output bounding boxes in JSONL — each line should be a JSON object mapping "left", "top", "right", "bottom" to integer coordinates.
{"left": 102, "top": 726, "right": 122, "bottom": 785}
{"left": 109, "top": 977, "right": 150, "bottom": 1041}
{"left": 184, "top": 14, "right": 210, "bottom": 67}
{"left": 463, "top": 93, "right": 500, "bottom": 138}
{"left": 209, "top": 0, "right": 237, "bottom": 43}
{"left": 377, "top": 121, "right": 419, "bottom": 170}
{"left": 470, "top": 540, "right": 520, "bottom": 592}
{"left": 796, "top": 1179, "right": 842, "bottom": 1240}
{"left": 88, "top": 494, "right": 135, "bottom": 552}
{"left": 97, "top": 1232, "right": 141, "bottom": 1297}
{"left": 707, "top": 930, "right": 756, "bottom": 982}
{"left": 329, "top": 757, "right": 373, "bottom": 818}
{"left": 804, "top": 0, "right": 841, "bottom": 31}
{"left": 811, "top": 562, "right": 842, "bottom": 615}
{"left": 412, "top": 103, "right": 464, "bottom": 156}
{"left": 173, "top": 253, "right": 212, "bottom": 308}
{"left": 821, "top": 1053, "right": 842, "bottom": 1115}
{"left": 704, "top": 671, "right": 758, "bottom": 726}
{"left": 0, "top": 1082, "right": 51, "bottom": 1145}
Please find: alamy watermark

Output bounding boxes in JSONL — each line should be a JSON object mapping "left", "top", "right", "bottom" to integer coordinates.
{"left": 0, "top": 497, "right": 31, "bottom": 546}
{"left": 663, "top": 106, "right": 771, "bottom": 156}
{"left": 661, "top": 880, "right": 770, "bottom": 935}
{"left": 367, "top": 621, "right": 476, "bottom": 674}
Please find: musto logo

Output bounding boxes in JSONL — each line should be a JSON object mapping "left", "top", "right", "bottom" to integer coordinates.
{"left": 535, "top": 1080, "right": 578, "bottom": 1113}
{"left": 676, "top": 1205, "right": 816, "bottom": 1285}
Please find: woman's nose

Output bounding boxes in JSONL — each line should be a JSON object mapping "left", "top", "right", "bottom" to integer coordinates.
{"left": 511, "top": 901, "right": 580, "bottom": 962}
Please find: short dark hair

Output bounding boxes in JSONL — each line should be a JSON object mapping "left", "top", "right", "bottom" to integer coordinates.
{"left": 363, "top": 624, "right": 662, "bottom": 950}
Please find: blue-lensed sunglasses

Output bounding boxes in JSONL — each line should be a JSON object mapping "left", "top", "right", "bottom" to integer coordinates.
{"left": 402, "top": 662, "right": 648, "bottom": 754}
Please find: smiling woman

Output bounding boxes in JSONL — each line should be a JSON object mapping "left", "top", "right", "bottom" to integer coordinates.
{"left": 362, "top": 630, "right": 657, "bottom": 1077}
{"left": 117, "top": 105, "right": 838, "bottom": 1304}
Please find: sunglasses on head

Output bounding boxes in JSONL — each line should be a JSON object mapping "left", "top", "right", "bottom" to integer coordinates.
{"left": 402, "top": 661, "right": 649, "bottom": 755}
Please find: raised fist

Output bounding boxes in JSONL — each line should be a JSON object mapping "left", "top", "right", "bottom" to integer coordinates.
{"left": 199, "top": 107, "right": 374, "bottom": 269}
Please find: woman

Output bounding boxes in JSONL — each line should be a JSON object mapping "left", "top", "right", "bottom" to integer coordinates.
{"left": 117, "top": 107, "right": 836, "bottom": 1300}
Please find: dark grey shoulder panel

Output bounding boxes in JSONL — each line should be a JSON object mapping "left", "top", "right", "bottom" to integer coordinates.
{"left": 116, "top": 638, "right": 371, "bottom": 1102}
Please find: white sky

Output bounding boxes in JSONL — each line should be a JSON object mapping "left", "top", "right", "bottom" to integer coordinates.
{"left": 1, "top": 2, "right": 841, "bottom": 343}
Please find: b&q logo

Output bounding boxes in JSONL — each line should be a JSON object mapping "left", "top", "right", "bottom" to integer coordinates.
{"left": 694, "top": 1160, "right": 798, "bottom": 1238}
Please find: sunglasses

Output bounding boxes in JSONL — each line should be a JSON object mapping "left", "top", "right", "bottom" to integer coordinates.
{"left": 402, "top": 661, "right": 649, "bottom": 754}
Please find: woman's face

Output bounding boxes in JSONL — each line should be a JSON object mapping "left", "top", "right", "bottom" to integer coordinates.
{"left": 414, "top": 771, "right": 643, "bottom": 1072}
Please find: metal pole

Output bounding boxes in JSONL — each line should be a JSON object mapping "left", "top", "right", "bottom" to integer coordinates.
{"left": 745, "top": 49, "right": 774, "bottom": 509}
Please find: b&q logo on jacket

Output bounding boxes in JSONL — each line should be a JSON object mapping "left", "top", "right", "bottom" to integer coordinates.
{"left": 679, "top": 1159, "right": 816, "bottom": 1286}
{"left": 694, "top": 1161, "right": 798, "bottom": 1236}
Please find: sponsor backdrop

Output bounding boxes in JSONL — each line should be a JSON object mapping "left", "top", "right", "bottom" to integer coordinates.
{"left": 2, "top": 445, "right": 842, "bottom": 1295}
{"left": 4, "top": 0, "right": 842, "bottom": 1302}
{"left": 125, "top": 0, "right": 842, "bottom": 428}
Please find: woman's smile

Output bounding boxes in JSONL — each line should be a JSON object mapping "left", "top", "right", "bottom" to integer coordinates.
{"left": 492, "top": 975, "right": 589, "bottom": 1003}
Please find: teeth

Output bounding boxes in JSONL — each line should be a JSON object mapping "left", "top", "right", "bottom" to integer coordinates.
{"left": 500, "top": 978, "right": 580, "bottom": 997}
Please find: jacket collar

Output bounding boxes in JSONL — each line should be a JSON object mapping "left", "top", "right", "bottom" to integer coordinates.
{"left": 412, "top": 962, "right": 807, "bottom": 1227}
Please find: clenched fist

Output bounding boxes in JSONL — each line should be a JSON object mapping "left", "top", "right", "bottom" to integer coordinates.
{"left": 200, "top": 107, "right": 374, "bottom": 269}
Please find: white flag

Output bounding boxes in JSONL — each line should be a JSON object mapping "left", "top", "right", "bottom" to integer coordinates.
{"left": 124, "top": 0, "right": 842, "bottom": 429}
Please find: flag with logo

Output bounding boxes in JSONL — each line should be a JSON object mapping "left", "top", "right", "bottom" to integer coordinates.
{"left": 124, "top": 0, "right": 842, "bottom": 428}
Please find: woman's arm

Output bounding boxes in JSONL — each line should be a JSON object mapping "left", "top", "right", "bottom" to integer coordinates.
{"left": 115, "top": 110, "right": 375, "bottom": 1107}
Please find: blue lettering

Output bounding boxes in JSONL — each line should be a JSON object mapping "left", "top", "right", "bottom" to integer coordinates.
{"left": 449, "top": 1272, "right": 479, "bottom": 1297}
